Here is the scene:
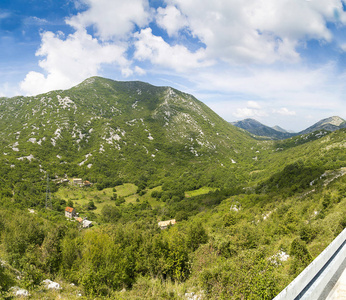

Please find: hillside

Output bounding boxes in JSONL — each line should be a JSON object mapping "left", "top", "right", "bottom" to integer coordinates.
{"left": 0, "top": 77, "right": 345, "bottom": 299}
{"left": 0, "top": 77, "right": 256, "bottom": 186}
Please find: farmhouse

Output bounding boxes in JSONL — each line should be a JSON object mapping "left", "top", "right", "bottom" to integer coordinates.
{"left": 72, "top": 178, "right": 83, "bottom": 186}
{"left": 158, "top": 219, "right": 176, "bottom": 230}
{"left": 65, "top": 207, "right": 76, "bottom": 219}
{"left": 82, "top": 219, "right": 93, "bottom": 228}
{"left": 76, "top": 217, "right": 93, "bottom": 228}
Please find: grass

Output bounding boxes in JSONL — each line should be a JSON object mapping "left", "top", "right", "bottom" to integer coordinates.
{"left": 55, "top": 183, "right": 164, "bottom": 215}
{"left": 185, "top": 186, "right": 217, "bottom": 198}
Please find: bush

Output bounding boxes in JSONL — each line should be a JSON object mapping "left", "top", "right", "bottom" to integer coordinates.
{"left": 300, "top": 225, "right": 318, "bottom": 243}
{"left": 290, "top": 238, "right": 312, "bottom": 275}
{"left": 186, "top": 222, "right": 208, "bottom": 251}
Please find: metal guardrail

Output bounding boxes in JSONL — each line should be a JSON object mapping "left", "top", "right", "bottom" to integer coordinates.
{"left": 273, "top": 228, "right": 346, "bottom": 300}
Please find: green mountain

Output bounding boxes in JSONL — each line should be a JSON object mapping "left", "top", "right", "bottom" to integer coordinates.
{"left": 0, "top": 77, "right": 345, "bottom": 299}
{"left": 0, "top": 77, "right": 259, "bottom": 199}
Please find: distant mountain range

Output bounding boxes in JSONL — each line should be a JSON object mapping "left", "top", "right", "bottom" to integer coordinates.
{"left": 231, "top": 116, "right": 346, "bottom": 140}
{"left": 230, "top": 119, "right": 294, "bottom": 140}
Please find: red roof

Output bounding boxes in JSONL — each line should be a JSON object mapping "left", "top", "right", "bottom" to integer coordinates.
{"left": 65, "top": 207, "right": 74, "bottom": 213}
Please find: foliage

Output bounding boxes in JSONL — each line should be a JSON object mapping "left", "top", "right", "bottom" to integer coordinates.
{"left": 289, "top": 238, "right": 312, "bottom": 275}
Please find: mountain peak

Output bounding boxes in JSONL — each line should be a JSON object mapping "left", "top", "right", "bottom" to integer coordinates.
{"left": 231, "top": 119, "right": 293, "bottom": 140}
{"left": 272, "top": 125, "right": 288, "bottom": 133}
{"left": 320, "top": 116, "right": 345, "bottom": 127}
{"left": 299, "top": 116, "right": 346, "bottom": 135}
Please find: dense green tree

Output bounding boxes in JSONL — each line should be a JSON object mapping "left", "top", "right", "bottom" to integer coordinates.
{"left": 290, "top": 238, "right": 312, "bottom": 275}
{"left": 186, "top": 222, "right": 209, "bottom": 251}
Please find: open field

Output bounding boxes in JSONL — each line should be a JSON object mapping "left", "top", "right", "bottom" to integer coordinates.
{"left": 55, "top": 183, "right": 164, "bottom": 215}
{"left": 185, "top": 186, "right": 217, "bottom": 198}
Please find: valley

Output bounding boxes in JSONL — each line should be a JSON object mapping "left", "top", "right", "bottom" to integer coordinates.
{"left": 0, "top": 77, "right": 345, "bottom": 299}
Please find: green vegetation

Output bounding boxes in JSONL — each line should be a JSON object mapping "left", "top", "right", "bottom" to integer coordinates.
{"left": 0, "top": 77, "right": 345, "bottom": 299}
{"left": 185, "top": 187, "right": 216, "bottom": 198}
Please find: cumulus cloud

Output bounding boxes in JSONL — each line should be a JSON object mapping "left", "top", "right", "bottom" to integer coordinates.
{"left": 66, "top": 0, "right": 151, "bottom": 40}
{"left": 20, "top": 29, "right": 128, "bottom": 95}
{"left": 234, "top": 101, "right": 267, "bottom": 118}
{"left": 134, "top": 28, "right": 213, "bottom": 72}
{"left": 156, "top": 5, "right": 188, "bottom": 36}
{"left": 20, "top": 0, "right": 153, "bottom": 95}
{"left": 168, "top": 0, "right": 346, "bottom": 64}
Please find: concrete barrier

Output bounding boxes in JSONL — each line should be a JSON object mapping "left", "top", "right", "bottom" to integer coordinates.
{"left": 273, "top": 228, "right": 346, "bottom": 300}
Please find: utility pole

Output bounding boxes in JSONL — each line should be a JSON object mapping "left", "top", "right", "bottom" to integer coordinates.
{"left": 45, "top": 173, "right": 52, "bottom": 209}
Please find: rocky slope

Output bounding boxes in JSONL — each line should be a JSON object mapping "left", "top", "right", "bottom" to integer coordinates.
{"left": 0, "top": 77, "right": 256, "bottom": 183}
{"left": 298, "top": 116, "right": 346, "bottom": 135}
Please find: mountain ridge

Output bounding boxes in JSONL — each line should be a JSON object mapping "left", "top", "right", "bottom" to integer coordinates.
{"left": 231, "top": 118, "right": 294, "bottom": 140}
{"left": 232, "top": 116, "right": 346, "bottom": 139}
{"left": 0, "top": 76, "right": 257, "bottom": 189}
{"left": 298, "top": 116, "right": 346, "bottom": 135}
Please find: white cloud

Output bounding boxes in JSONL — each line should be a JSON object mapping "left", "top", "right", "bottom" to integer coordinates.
{"left": 134, "top": 66, "right": 146, "bottom": 75}
{"left": 273, "top": 107, "right": 296, "bottom": 116}
{"left": 20, "top": 29, "right": 128, "bottom": 95}
{"left": 234, "top": 101, "right": 267, "bottom": 118}
{"left": 168, "top": 0, "right": 346, "bottom": 64}
{"left": 20, "top": 0, "right": 153, "bottom": 95}
{"left": 234, "top": 107, "right": 264, "bottom": 119}
{"left": 67, "top": 0, "right": 151, "bottom": 40}
{"left": 134, "top": 28, "right": 213, "bottom": 72}
{"left": 156, "top": 5, "right": 188, "bottom": 36}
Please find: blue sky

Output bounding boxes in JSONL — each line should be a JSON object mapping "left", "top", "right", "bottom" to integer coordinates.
{"left": 1, "top": 0, "right": 346, "bottom": 131}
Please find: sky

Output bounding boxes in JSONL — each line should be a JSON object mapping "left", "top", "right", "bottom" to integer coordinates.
{"left": 1, "top": 0, "right": 346, "bottom": 131}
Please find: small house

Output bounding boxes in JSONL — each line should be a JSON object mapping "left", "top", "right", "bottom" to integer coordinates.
{"left": 158, "top": 219, "right": 176, "bottom": 230}
{"left": 65, "top": 207, "right": 76, "bottom": 219}
{"left": 72, "top": 178, "right": 83, "bottom": 186}
{"left": 82, "top": 219, "right": 93, "bottom": 228}
{"left": 76, "top": 217, "right": 93, "bottom": 228}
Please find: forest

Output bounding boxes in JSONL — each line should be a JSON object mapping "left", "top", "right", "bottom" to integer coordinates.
{"left": 0, "top": 145, "right": 345, "bottom": 299}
